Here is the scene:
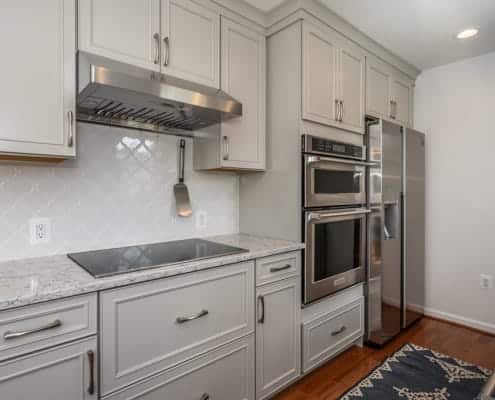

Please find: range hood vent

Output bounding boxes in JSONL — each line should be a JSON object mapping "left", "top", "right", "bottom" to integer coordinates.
{"left": 77, "top": 53, "right": 242, "bottom": 136}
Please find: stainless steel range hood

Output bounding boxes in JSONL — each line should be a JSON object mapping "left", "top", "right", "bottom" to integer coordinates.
{"left": 77, "top": 52, "right": 242, "bottom": 136}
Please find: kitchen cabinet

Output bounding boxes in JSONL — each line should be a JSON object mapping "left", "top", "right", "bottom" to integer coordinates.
{"left": 0, "top": 0, "right": 76, "bottom": 159}
{"left": 162, "top": 0, "right": 220, "bottom": 88}
{"left": 78, "top": 0, "right": 161, "bottom": 72}
{"left": 366, "top": 55, "right": 414, "bottom": 127}
{"left": 0, "top": 337, "right": 98, "bottom": 400}
{"left": 302, "top": 22, "right": 365, "bottom": 134}
{"left": 100, "top": 261, "right": 254, "bottom": 395}
{"left": 256, "top": 277, "right": 301, "bottom": 399}
{"left": 194, "top": 17, "right": 266, "bottom": 171}
{"left": 79, "top": 0, "right": 220, "bottom": 88}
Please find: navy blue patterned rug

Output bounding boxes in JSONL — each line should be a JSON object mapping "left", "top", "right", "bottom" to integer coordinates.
{"left": 340, "top": 343, "right": 492, "bottom": 400}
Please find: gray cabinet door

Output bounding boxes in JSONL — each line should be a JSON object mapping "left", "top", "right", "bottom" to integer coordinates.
{"left": 256, "top": 277, "right": 301, "bottom": 400}
{"left": 0, "top": 0, "right": 76, "bottom": 158}
{"left": 0, "top": 337, "right": 98, "bottom": 400}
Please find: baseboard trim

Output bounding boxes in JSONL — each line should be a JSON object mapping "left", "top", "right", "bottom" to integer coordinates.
{"left": 422, "top": 307, "right": 495, "bottom": 336}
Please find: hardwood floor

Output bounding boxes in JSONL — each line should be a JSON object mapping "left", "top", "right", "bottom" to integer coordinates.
{"left": 274, "top": 317, "right": 495, "bottom": 400}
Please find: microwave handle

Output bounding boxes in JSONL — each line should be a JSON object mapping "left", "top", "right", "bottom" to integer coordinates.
{"left": 308, "top": 209, "right": 371, "bottom": 221}
{"left": 306, "top": 155, "right": 379, "bottom": 167}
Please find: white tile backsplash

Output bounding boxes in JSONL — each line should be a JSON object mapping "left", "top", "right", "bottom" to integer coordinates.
{"left": 0, "top": 123, "right": 239, "bottom": 262}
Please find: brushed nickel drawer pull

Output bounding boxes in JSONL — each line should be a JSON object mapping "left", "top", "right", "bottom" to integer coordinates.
{"left": 331, "top": 325, "right": 347, "bottom": 336}
{"left": 67, "top": 111, "right": 74, "bottom": 147}
{"left": 153, "top": 33, "right": 160, "bottom": 64}
{"left": 3, "top": 319, "right": 62, "bottom": 340}
{"left": 222, "top": 135, "right": 229, "bottom": 161}
{"left": 176, "top": 310, "right": 209, "bottom": 324}
{"left": 200, "top": 394, "right": 210, "bottom": 400}
{"left": 87, "top": 350, "right": 95, "bottom": 395}
{"left": 163, "top": 37, "right": 170, "bottom": 67}
{"left": 270, "top": 264, "right": 292, "bottom": 273}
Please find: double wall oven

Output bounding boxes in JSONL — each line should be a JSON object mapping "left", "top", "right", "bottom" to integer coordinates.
{"left": 302, "top": 135, "right": 370, "bottom": 304}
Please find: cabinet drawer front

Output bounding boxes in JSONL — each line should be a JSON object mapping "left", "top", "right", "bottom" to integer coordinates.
{"left": 302, "top": 297, "right": 363, "bottom": 373}
{"left": 256, "top": 252, "right": 300, "bottom": 286}
{"left": 100, "top": 262, "right": 254, "bottom": 395}
{"left": 0, "top": 336, "right": 98, "bottom": 400}
{"left": 105, "top": 335, "right": 254, "bottom": 400}
{"left": 0, "top": 294, "right": 97, "bottom": 362}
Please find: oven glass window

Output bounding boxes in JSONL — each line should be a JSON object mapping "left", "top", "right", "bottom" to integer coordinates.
{"left": 314, "top": 170, "right": 361, "bottom": 194}
{"left": 314, "top": 219, "right": 361, "bottom": 281}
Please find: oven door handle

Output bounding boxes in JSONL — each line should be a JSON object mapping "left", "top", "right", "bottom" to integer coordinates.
{"left": 306, "top": 155, "right": 378, "bottom": 167}
{"left": 308, "top": 209, "right": 371, "bottom": 221}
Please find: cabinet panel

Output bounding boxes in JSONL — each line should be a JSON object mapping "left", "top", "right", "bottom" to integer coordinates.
{"left": 339, "top": 46, "right": 365, "bottom": 133}
{"left": 302, "top": 23, "right": 338, "bottom": 127}
{"left": 0, "top": 294, "right": 97, "bottom": 362}
{"left": 366, "top": 57, "right": 392, "bottom": 119}
{"left": 162, "top": 0, "right": 220, "bottom": 88}
{"left": 79, "top": 0, "right": 161, "bottom": 72}
{"left": 100, "top": 262, "right": 254, "bottom": 395}
{"left": 220, "top": 18, "right": 266, "bottom": 170}
{"left": 105, "top": 336, "right": 254, "bottom": 400}
{"left": 391, "top": 77, "right": 412, "bottom": 127}
{"left": 0, "top": 337, "right": 98, "bottom": 400}
{"left": 0, "top": 0, "right": 76, "bottom": 158}
{"left": 256, "top": 278, "right": 300, "bottom": 400}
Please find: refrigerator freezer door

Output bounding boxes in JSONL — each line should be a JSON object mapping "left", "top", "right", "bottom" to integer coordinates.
{"left": 403, "top": 129, "right": 425, "bottom": 328}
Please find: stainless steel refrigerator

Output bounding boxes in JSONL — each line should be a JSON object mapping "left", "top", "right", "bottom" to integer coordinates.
{"left": 365, "top": 119, "right": 425, "bottom": 347}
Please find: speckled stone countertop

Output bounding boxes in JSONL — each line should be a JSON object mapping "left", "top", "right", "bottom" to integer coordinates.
{"left": 0, "top": 234, "right": 304, "bottom": 312}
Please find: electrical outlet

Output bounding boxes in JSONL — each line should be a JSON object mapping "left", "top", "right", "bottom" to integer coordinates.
{"left": 480, "top": 274, "right": 493, "bottom": 289}
{"left": 29, "top": 218, "right": 51, "bottom": 245}
{"left": 196, "top": 211, "right": 208, "bottom": 230}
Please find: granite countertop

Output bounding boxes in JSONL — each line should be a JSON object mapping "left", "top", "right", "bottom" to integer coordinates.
{"left": 0, "top": 234, "right": 304, "bottom": 312}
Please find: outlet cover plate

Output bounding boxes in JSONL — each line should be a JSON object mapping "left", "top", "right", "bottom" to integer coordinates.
{"left": 29, "top": 218, "right": 52, "bottom": 245}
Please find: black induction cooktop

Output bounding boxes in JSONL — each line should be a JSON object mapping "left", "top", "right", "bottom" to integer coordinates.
{"left": 68, "top": 239, "right": 249, "bottom": 278}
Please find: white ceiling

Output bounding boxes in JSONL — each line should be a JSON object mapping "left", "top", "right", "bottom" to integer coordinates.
{"left": 244, "top": 0, "right": 495, "bottom": 70}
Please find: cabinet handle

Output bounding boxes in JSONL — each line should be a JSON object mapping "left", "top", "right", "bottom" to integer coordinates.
{"left": 176, "top": 310, "right": 209, "bottom": 324}
{"left": 153, "top": 33, "right": 160, "bottom": 64}
{"left": 270, "top": 264, "right": 292, "bottom": 273}
{"left": 222, "top": 135, "right": 229, "bottom": 161}
{"left": 257, "top": 295, "right": 265, "bottom": 324}
{"left": 3, "top": 319, "right": 62, "bottom": 340}
{"left": 331, "top": 325, "right": 347, "bottom": 336}
{"left": 335, "top": 99, "right": 340, "bottom": 121}
{"left": 340, "top": 100, "right": 344, "bottom": 122}
{"left": 67, "top": 111, "right": 74, "bottom": 147}
{"left": 87, "top": 350, "right": 95, "bottom": 395}
{"left": 200, "top": 394, "right": 210, "bottom": 400}
{"left": 390, "top": 100, "right": 396, "bottom": 119}
{"left": 163, "top": 37, "right": 170, "bottom": 67}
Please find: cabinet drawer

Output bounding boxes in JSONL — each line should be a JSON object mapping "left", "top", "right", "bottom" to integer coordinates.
{"left": 100, "top": 262, "right": 254, "bottom": 395}
{"left": 256, "top": 252, "right": 300, "bottom": 286}
{"left": 302, "top": 297, "right": 363, "bottom": 373}
{"left": 104, "top": 335, "right": 254, "bottom": 400}
{"left": 0, "top": 294, "right": 97, "bottom": 362}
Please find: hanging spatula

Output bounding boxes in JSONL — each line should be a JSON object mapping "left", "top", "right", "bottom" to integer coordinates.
{"left": 174, "top": 139, "right": 192, "bottom": 217}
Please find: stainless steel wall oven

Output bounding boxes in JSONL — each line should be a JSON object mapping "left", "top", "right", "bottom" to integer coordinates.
{"left": 302, "top": 135, "right": 370, "bottom": 304}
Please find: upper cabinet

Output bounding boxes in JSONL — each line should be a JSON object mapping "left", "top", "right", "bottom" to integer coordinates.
{"left": 162, "top": 0, "right": 220, "bottom": 88}
{"left": 194, "top": 17, "right": 266, "bottom": 171}
{"left": 302, "top": 22, "right": 365, "bottom": 135}
{"left": 0, "top": 0, "right": 77, "bottom": 159}
{"left": 366, "top": 55, "right": 414, "bottom": 127}
{"left": 78, "top": 0, "right": 161, "bottom": 72}
{"left": 79, "top": 0, "right": 220, "bottom": 88}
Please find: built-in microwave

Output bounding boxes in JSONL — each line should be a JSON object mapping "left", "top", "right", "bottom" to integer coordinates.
{"left": 303, "top": 135, "right": 368, "bottom": 209}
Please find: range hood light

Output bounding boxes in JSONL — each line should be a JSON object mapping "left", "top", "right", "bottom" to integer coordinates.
{"left": 456, "top": 28, "right": 479, "bottom": 39}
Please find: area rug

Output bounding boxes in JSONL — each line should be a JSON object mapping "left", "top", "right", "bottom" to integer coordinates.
{"left": 340, "top": 343, "right": 492, "bottom": 399}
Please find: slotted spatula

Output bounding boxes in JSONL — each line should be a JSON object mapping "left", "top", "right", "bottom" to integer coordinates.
{"left": 174, "top": 139, "right": 192, "bottom": 217}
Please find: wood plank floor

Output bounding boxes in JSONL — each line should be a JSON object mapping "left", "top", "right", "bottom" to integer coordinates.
{"left": 274, "top": 317, "right": 495, "bottom": 400}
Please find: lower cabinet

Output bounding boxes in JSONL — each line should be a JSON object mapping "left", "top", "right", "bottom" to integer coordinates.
{"left": 104, "top": 335, "right": 254, "bottom": 400}
{"left": 256, "top": 277, "right": 301, "bottom": 400}
{"left": 0, "top": 337, "right": 98, "bottom": 400}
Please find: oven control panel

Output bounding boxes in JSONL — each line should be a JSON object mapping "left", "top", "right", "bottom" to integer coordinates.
{"left": 303, "top": 135, "right": 365, "bottom": 160}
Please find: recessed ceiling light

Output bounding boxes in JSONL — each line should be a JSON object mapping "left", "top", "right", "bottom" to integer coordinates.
{"left": 456, "top": 28, "right": 479, "bottom": 39}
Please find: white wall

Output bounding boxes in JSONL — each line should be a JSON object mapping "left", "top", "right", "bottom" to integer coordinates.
{"left": 414, "top": 51, "right": 495, "bottom": 333}
{"left": 0, "top": 124, "right": 239, "bottom": 262}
